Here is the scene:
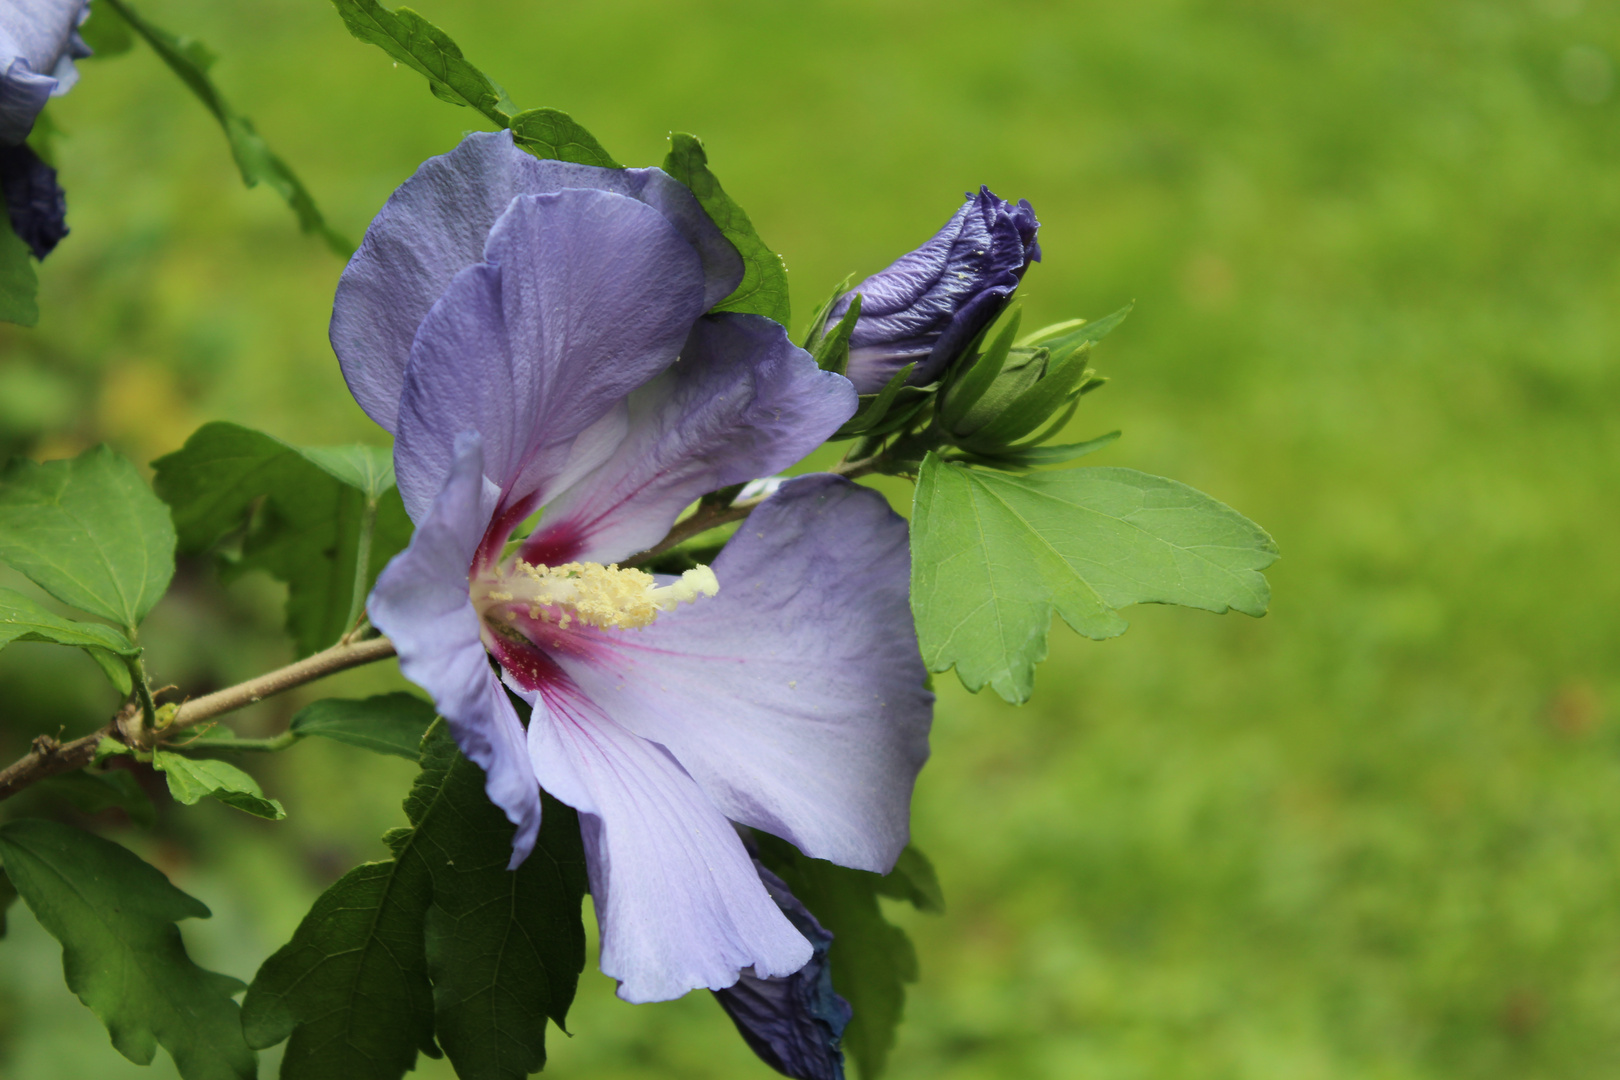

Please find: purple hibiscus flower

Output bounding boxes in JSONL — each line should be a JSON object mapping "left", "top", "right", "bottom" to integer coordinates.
{"left": 827, "top": 186, "right": 1040, "bottom": 394}
{"left": 338, "top": 131, "right": 934, "bottom": 1004}
{"left": 1, "top": 0, "right": 87, "bottom": 260}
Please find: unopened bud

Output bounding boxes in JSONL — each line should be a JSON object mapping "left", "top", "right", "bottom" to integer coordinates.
{"left": 824, "top": 187, "right": 1039, "bottom": 395}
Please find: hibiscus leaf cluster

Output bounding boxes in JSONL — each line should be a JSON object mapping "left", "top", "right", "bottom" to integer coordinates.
{"left": 0, "top": 3, "right": 1282, "bottom": 1079}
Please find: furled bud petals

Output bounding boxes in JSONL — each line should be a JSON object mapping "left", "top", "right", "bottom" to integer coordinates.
{"left": 714, "top": 859, "right": 852, "bottom": 1080}
{"left": 826, "top": 186, "right": 1039, "bottom": 394}
{"left": 0, "top": 0, "right": 92, "bottom": 146}
{"left": 0, "top": 142, "right": 66, "bottom": 258}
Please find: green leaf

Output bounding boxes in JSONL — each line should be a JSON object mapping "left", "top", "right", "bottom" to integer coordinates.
{"left": 957, "top": 344, "right": 1094, "bottom": 451}
{"left": 153, "top": 751, "right": 286, "bottom": 819}
{"left": 419, "top": 724, "right": 589, "bottom": 1079}
{"left": 813, "top": 292, "right": 860, "bottom": 376}
{"left": 835, "top": 362, "right": 916, "bottom": 440}
{"left": 939, "top": 312, "right": 1022, "bottom": 433}
{"left": 0, "top": 445, "right": 176, "bottom": 630}
{"left": 0, "top": 213, "right": 39, "bottom": 327}
{"left": 298, "top": 445, "right": 396, "bottom": 500}
{"left": 153, "top": 422, "right": 412, "bottom": 656}
{"left": 102, "top": 0, "right": 351, "bottom": 256}
{"left": 0, "top": 819, "right": 257, "bottom": 1079}
{"left": 86, "top": 646, "right": 136, "bottom": 694}
{"left": 0, "top": 868, "right": 16, "bottom": 938}
{"left": 910, "top": 455, "right": 1279, "bottom": 703}
{"left": 289, "top": 693, "right": 437, "bottom": 760}
{"left": 873, "top": 845, "right": 944, "bottom": 913}
{"left": 242, "top": 721, "right": 587, "bottom": 1080}
{"left": 663, "top": 133, "right": 790, "bottom": 325}
{"left": 329, "top": 0, "right": 516, "bottom": 126}
{"left": 0, "top": 587, "right": 139, "bottom": 654}
{"left": 953, "top": 429, "right": 1121, "bottom": 471}
{"left": 42, "top": 769, "right": 159, "bottom": 828}
{"left": 509, "top": 107, "right": 620, "bottom": 167}
{"left": 80, "top": 0, "right": 136, "bottom": 56}
{"left": 241, "top": 860, "right": 439, "bottom": 1079}
{"left": 799, "top": 274, "right": 853, "bottom": 353}
{"left": 1027, "top": 300, "right": 1134, "bottom": 355}
{"left": 755, "top": 834, "right": 941, "bottom": 1080}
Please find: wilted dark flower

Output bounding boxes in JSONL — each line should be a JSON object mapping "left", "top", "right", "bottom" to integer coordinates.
{"left": 826, "top": 187, "right": 1039, "bottom": 394}
{"left": 0, "top": 0, "right": 92, "bottom": 146}
{"left": 2, "top": 0, "right": 89, "bottom": 262}
{"left": 714, "top": 859, "right": 852, "bottom": 1080}
{"left": 0, "top": 142, "right": 66, "bottom": 257}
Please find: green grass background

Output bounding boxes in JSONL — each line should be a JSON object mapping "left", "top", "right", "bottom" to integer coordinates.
{"left": 2, "top": 0, "right": 1619, "bottom": 1077}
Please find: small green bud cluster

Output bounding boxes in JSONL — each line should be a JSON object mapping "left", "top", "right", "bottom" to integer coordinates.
{"left": 802, "top": 282, "right": 1130, "bottom": 474}
{"left": 932, "top": 306, "right": 1127, "bottom": 468}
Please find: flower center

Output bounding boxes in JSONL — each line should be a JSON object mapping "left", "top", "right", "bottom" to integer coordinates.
{"left": 475, "top": 560, "right": 719, "bottom": 632}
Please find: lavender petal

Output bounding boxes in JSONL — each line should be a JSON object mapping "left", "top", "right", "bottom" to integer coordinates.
{"left": 552, "top": 474, "right": 932, "bottom": 874}
{"left": 523, "top": 682, "right": 811, "bottom": 1003}
{"left": 523, "top": 313, "right": 855, "bottom": 566}
{"left": 392, "top": 188, "right": 708, "bottom": 524}
{"left": 332, "top": 130, "right": 742, "bottom": 431}
{"left": 367, "top": 432, "right": 542, "bottom": 864}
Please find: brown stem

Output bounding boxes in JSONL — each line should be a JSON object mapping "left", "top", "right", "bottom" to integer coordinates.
{"left": 165, "top": 636, "right": 397, "bottom": 736}
{"left": 0, "top": 637, "right": 398, "bottom": 803}
{"left": 0, "top": 706, "right": 134, "bottom": 802}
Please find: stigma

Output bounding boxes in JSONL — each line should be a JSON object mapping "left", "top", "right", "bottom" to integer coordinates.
{"left": 476, "top": 560, "right": 719, "bottom": 632}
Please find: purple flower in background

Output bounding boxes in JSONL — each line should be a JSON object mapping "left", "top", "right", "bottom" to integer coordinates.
{"left": 714, "top": 858, "right": 852, "bottom": 1080}
{"left": 826, "top": 187, "right": 1040, "bottom": 394}
{"left": 1, "top": 0, "right": 88, "bottom": 260}
{"left": 339, "top": 132, "right": 934, "bottom": 1003}
{"left": 0, "top": 0, "right": 91, "bottom": 146}
{"left": 1, "top": 142, "right": 67, "bottom": 257}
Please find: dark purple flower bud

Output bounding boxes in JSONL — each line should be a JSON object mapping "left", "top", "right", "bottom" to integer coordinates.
{"left": 1, "top": 0, "right": 93, "bottom": 146}
{"left": 0, "top": 142, "right": 66, "bottom": 258}
{"left": 714, "top": 859, "right": 852, "bottom": 1080}
{"left": 827, "top": 186, "right": 1039, "bottom": 394}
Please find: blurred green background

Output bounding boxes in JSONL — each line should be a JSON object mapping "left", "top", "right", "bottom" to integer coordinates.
{"left": 3, "top": 0, "right": 1619, "bottom": 1077}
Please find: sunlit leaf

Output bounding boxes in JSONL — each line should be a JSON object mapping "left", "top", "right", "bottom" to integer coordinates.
{"left": 329, "top": 0, "right": 516, "bottom": 126}
{"left": 1022, "top": 300, "right": 1134, "bottom": 355}
{"left": 0, "top": 445, "right": 176, "bottom": 631}
{"left": 509, "top": 107, "right": 620, "bottom": 167}
{"left": 664, "top": 133, "right": 791, "bottom": 325}
{"left": 911, "top": 455, "right": 1278, "bottom": 703}
{"left": 289, "top": 693, "right": 436, "bottom": 760}
{"left": 153, "top": 422, "right": 411, "bottom": 656}
{"left": 298, "top": 445, "right": 396, "bottom": 500}
{"left": 0, "top": 587, "right": 139, "bottom": 655}
{"left": 0, "top": 819, "right": 257, "bottom": 1079}
{"left": 103, "top": 0, "right": 351, "bottom": 256}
